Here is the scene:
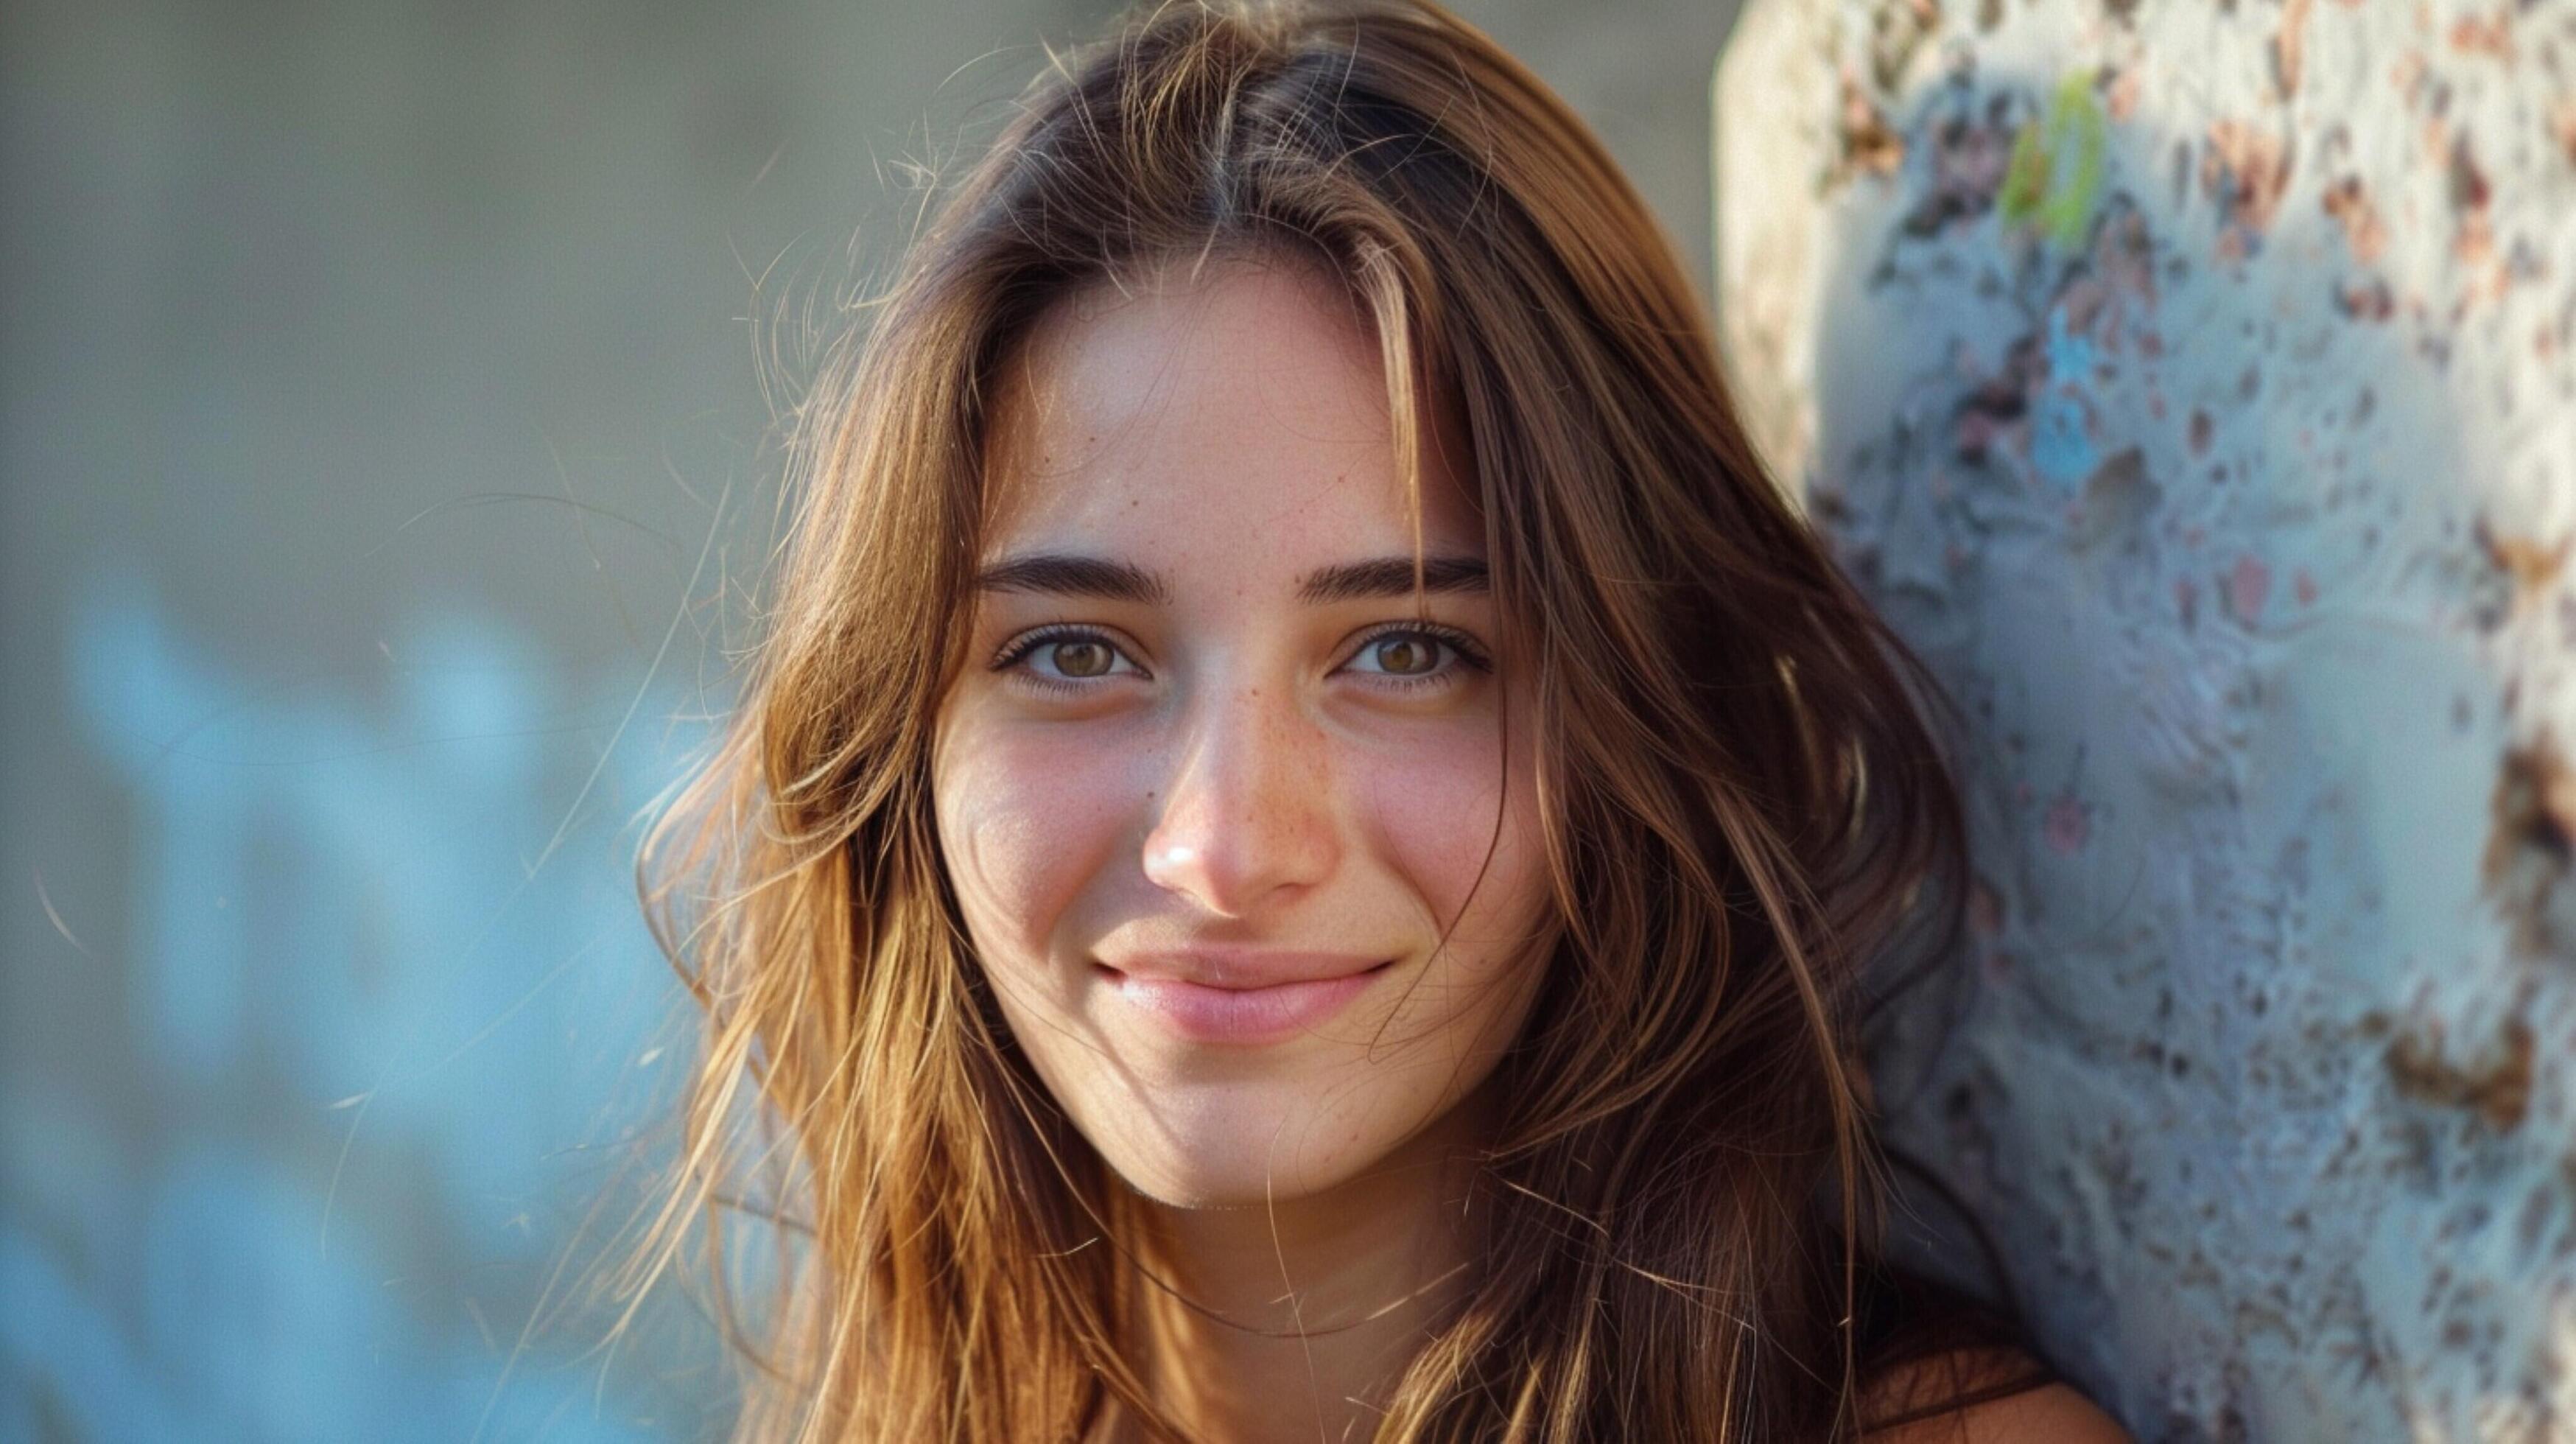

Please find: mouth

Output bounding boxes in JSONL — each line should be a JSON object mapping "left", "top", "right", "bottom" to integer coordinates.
{"left": 1092, "top": 958, "right": 1396, "bottom": 1045}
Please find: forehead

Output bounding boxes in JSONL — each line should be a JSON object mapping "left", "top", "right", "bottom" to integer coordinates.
{"left": 979, "top": 253, "right": 1478, "bottom": 566}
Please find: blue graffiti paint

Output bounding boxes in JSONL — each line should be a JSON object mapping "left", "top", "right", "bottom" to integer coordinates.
{"left": 10, "top": 578, "right": 719, "bottom": 1440}
{"left": 2031, "top": 307, "right": 2103, "bottom": 490}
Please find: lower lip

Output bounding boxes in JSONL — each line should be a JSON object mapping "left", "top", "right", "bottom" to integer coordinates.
{"left": 1098, "top": 962, "right": 1391, "bottom": 1045}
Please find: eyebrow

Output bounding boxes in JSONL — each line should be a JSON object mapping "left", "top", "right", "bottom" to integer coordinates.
{"left": 1294, "top": 553, "right": 1489, "bottom": 604}
{"left": 972, "top": 553, "right": 1171, "bottom": 605}
{"left": 971, "top": 551, "right": 1490, "bottom": 606}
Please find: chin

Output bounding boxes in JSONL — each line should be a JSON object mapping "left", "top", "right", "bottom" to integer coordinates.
{"left": 1082, "top": 1081, "right": 1383, "bottom": 1209}
{"left": 1069, "top": 1050, "right": 1512, "bottom": 1212}
{"left": 1110, "top": 1149, "right": 1363, "bottom": 1211}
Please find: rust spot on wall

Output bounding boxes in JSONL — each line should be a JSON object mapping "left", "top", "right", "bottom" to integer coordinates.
{"left": 2385, "top": 1016, "right": 2536, "bottom": 1130}
{"left": 1904, "top": 100, "right": 2018, "bottom": 236}
{"left": 2447, "top": 10, "right": 2516, "bottom": 64}
{"left": 2273, "top": 0, "right": 2314, "bottom": 97}
{"left": 2227, "top": 553, "right": 2271, "bottom": 624}
{"left": 2105, "top": 66, "right": 2141, "bottom": 122}
{"left": 2485, "top": 732, "right": 2576, "bottom": 960}
{"left": 1950, "top": 333, "right": 2040, "bottom": 460}
{"left": 2204, "top": 120, "right": 2294, "bottom": 250}
{"left": 2323, "top": 175, "right": 2390, "bottom": 264}
{"left": 2450, "top": 133, "right": 2499, "bottom": 274}
{"left": 2393, "top": 50, "right": 2429, "bottom": 102}
{"left": 1839, "top": 76, "right": 1907, "bottom": 180}
{"left": 2091, "top": 206, "right": 2156, "bottom": 309}
{"left": 2336, "top": 275, "right": 2396, "bottom": 320}
{"left": 2477, "top": 519, "right": 2569, "bottom": 608}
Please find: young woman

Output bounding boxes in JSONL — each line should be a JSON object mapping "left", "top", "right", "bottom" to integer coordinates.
{"left": 636, "top": 1, "right": 2130, "bottom": 1438}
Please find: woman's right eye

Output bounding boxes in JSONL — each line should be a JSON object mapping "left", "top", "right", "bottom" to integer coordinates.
{"left": 992, "top": 628, "right": 1145, "bottom": 692}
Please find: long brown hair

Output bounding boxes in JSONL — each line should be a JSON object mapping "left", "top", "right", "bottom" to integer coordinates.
{"left": 629, "top": 1, "right": 1982, "bottom": 1437}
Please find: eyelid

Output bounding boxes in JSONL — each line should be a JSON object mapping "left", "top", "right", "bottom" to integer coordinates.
{"left": 990, "top": 623, "right": 1151, "bottom": 679}
{"left": 1336, "top": 620, "right": 1494, "bottom": 680}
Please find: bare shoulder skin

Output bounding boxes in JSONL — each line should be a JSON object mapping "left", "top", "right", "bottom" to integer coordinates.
{"left": 1861, "top": 1358, "right": 2132, "bottom": 1444}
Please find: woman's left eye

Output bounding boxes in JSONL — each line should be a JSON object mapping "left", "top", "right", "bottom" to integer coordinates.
{"left": 1338, "top": 626, "right": 1490, "bottom": 688}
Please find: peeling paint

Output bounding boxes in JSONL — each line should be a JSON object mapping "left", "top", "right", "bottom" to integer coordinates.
{"left": 2385, "top": 1016, "right": 2535, "bottom": 1131}
{"left": 2477, "top": 519, "right": 2569, "bottom": 614}
{"left": 2322, "top": 175, "right": 2389, "bottom": 264}
{"left": 2447, "top": 10, "right": 2516, "bottom": 65}
{"left": 1903, "top": 97, "right": 2021, "bottom": 236}
{"left": 2273, "top": 0, "right": 2315, "bottom": 99}
{"left": 2485, "top": 735, "right": 2576, "bottom": 960}
{"left": 2001, "top": 72, "right": 2110, "bottom": 247}
{"left": 2203, "top": 119, "right": 2294, "bottom": 255}
{"left": 1839, "top": 75, "right": 1909, "bottom": 179}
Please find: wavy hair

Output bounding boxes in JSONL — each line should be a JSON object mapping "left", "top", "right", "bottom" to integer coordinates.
{"left": 629, "top": 1, "right": 1979, "bottom": 1437}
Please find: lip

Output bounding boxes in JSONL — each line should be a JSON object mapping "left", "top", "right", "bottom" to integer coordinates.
{"left": 1093, "top": 950, "right": 1394, "bottom": 1045}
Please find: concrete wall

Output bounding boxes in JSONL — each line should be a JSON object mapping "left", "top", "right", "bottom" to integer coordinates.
{"left": 1716, "top": 1, "right": 2576, "bottom": 1439}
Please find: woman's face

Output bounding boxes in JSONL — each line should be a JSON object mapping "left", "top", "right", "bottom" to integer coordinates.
{"left": 932, "top": 254, "right": 1555, "bottom": 1208}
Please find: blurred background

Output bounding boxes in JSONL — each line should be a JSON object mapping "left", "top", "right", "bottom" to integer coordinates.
{"left": 0, "top": 0, "right": 1740, "bottom": 1436}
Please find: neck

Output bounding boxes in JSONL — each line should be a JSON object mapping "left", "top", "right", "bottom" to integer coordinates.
{"left": 1115, "top": 1092, "right": 1497, "bottom": 1444}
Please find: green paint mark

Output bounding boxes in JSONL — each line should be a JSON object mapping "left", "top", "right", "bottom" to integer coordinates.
{"left": 2001, "top": 73, "right": 2108, "bottom": 248}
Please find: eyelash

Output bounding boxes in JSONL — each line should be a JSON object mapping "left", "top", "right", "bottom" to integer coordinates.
{"left": 1342, "top": 620, "right": 1493, "bottom": 693}
{"left": 988, "top": 621, "right": 1492, "bottom": 697}
{"left": 989, "top": 624, "right": 1142, "bottom": 697}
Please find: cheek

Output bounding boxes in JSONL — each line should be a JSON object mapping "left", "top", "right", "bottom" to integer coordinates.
{"left": 1358, "top": 718, "right": 1550, "bottom": 964}
{"left": 933, "top": 718, "right": 1135, "bottom": 963}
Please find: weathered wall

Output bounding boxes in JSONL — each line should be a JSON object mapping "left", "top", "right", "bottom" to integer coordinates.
{"left": 1715, "top": 1, "right": 2576, "bottom": 1440}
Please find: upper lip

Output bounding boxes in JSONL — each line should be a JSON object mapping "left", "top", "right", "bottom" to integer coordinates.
{"left": 1096, "top": 944, "right": 1389, "bottom": 990}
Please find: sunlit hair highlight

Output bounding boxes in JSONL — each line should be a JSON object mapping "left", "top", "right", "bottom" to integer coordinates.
{"left": 631, "top": 1, "right": 1970, "bottom": 1438}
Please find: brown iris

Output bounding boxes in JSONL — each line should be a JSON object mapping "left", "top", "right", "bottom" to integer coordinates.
{"left": 1370, "top": 636, "right": 1436, "bottom": 675}
{"left": 1051, "top": 639, "right": 1115, "bottom": 677}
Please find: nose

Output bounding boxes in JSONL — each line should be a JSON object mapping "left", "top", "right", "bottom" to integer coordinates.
{"left": 1140, "top": 680, "right": 1341, "bottom": 917}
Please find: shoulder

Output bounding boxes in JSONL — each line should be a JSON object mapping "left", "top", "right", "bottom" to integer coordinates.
{"left": 1858, "top": 1350, "right": 2130, "bottom": 1443}
{"left": 1842, "top": 1266, "right": 2127, "bottom": 1441}
{"left": 1863, "top": 1381, "right": 2130, "bottom": 1443}
{"left": 1864, "top": 1341, "right": 2122, "bottom": 1444}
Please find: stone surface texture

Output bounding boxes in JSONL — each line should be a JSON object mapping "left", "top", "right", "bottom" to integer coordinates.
{"left": 1716, "top": 2, "right": 2576, "bottom": 1440}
